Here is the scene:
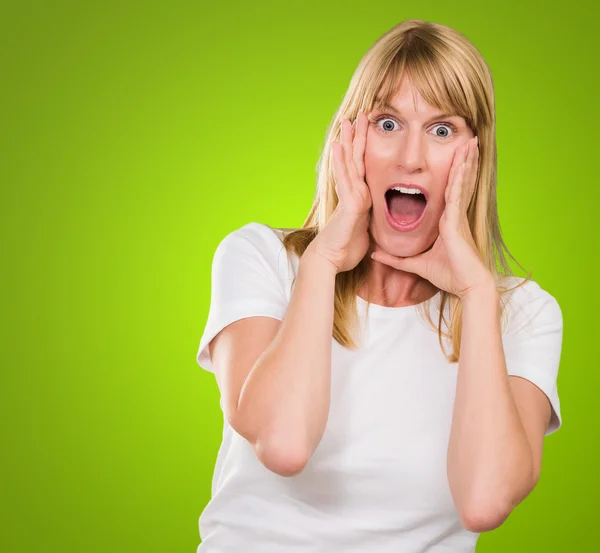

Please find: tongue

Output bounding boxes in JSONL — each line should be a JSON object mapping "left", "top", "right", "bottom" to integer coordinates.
{"left": 389, "top": 193, "right": 426, "bottom": 224}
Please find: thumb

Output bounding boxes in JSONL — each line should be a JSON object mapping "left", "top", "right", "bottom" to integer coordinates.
{"left": 393, "top": 255, "right": 423, "bottom": 277}
{"left": 371, "top": 251, "right": 424, "bottom": 277}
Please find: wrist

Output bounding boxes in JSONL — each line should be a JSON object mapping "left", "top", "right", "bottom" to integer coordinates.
{"left": 460, "top": 278, "right": 498, "bottom": 305}
{"left": 301, "top": 247, "right": 339, "bottom": 278}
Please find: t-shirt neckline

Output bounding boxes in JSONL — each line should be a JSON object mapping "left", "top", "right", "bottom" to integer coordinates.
{"left": 355, "top": 290, "right": 442, "bottom": 317}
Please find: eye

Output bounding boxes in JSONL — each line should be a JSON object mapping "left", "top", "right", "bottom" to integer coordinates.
{"left": 430, "top": 123, "right": 458, "bottom": 139}
{"left": 373, "top": 116, "right": 399, "bottom": 133}
{"left": 372, "top": 115, "right": 458, "bottom": 140}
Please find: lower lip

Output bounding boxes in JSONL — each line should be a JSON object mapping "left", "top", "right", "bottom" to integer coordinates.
{"left": 384, "top": 195, "right": 428, "bottom": 232}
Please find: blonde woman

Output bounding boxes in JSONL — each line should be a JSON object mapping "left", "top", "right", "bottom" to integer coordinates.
{"left": 195, "top": 19, "right": 563, "bottom": 553}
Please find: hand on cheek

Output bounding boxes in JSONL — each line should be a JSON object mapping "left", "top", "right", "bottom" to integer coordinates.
{"left": 371, "top": 136, "right": 493, "bottom": 300}
{"left": 444, "top": 141, "right": 470, "bottom": 203}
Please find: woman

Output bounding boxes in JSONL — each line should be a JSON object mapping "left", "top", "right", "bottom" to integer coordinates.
{"left": 195, "top": 19, "right": 563, "bottom": 553}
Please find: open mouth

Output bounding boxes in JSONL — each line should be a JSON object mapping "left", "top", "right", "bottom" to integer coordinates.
{"left": 385, "top": 188, "right": 428, "bottom": 227}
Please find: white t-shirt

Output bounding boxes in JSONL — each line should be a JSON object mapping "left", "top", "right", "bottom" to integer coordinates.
{"left": 195, "top": 221, "right": 563, "bottom": 553}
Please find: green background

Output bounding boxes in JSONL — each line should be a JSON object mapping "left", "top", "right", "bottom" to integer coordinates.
{"left": 2, "top": 1, "right": 596, "bottom": 551}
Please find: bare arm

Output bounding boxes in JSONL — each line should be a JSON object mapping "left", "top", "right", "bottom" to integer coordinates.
{"left": 234, "top": 250, "right": 337, "bottom": 475}
{"left": 209, "top": 248, "right": 337, "bottom": 477}
{"left": 447, "top": 283, "right": 536, "bottom": 532}
{"left": 209, "top": 113, "right": 370, "bottom": 477}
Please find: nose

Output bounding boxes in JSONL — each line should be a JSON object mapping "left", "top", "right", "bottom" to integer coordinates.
{"left": 395, "top": 128, "right": 425, "bottom": 173}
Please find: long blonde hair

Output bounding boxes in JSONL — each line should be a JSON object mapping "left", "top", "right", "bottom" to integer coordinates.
{"left": 275, "top": 19, "right": 531, "bottom": 363}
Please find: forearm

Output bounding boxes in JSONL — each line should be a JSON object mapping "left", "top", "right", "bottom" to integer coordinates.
{"left": 447, "top": 283, "right": 534, "bottom": 527}
{"left": 236, "top": 250, "right": 337, "bottom": 468}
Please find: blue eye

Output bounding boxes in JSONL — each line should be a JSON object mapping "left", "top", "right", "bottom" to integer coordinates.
{"left": 430, "top": 123, "right": 457, "bottom": 139}
{"left": 374, "top": 117, "right": 399, "bottom": 133}
{"left": 373, "top": 115, "right": 458, "bottom": 139}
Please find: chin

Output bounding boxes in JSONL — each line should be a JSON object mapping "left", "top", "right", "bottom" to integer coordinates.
{"left": 386, "top": 240, "right": 427, "bottom": 258}
{"left": 371, "top": 216, "right": 431, "bottom": 252}
{"left": 371, "top": 228, "right": 425, "bottom": 258}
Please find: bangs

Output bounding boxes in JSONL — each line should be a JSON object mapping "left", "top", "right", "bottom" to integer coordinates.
{"left": 372, "top": 40, "right": 477, "bottom": 129}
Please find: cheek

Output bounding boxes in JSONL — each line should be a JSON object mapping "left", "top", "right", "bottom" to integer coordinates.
{"left": 428, "top": 156, "right": 457, "bottom": 209}
{"left": 363, "top": 140, "right": 380, "bottom": 179}
{"left": 434, "top": 154, "right": 457, "bottom": 188}
{"left": 364, "top": 135, "right": 392, "bottom": 179}
{"left": 437, "top": 150, "right": 456, "bottom": 173}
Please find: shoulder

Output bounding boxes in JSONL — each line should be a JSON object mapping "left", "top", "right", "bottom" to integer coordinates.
{"left": 500, "top": 275, "right": 559, "bottom": 304}
{"left": 499, "top": 276, "right": 563, "bottom": 336}
{"left": 214, "top": 221, "right": 300, "bottom": 279}
{"left": 219, "top": 221, "right": 286, "bottom": 249}
{"left": 215, "top": 222, "right": 288, "bottom": 260}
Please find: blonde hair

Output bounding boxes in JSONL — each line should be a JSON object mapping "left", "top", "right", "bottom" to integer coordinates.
{"left": 275, "top": 19, "right": 531, "bottom": 363}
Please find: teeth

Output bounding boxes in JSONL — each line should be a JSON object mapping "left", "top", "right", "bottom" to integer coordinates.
{"left": 391, "top": 186, "right": 423, "bottom": 195}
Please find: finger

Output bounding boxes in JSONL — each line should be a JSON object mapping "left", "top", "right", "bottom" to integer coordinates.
{"left": 445, "top": 161, "right": 466, "bottom": 227}
{"left": 446, "top": 140, "right": 470, "bottom": 205}
{"left": 460, "top": 138, "right": 477, "bottom": 209}
{"left": 346, "top": 117, "right": 360, "bottom": 183}
{"left": 343, "top": 116, "right": 365, "bottom": 202}
{"left": 371, "top": 250, "right": 424, "bottom": 279}
{"left": 445, "top": 141, "right": 467, "bottom": 204}
{"left": 341, "top": 119, "right": 354, "bottom": 184}
{"left": 371, "top": 250, "right": 404, "bottom": 269}
{"left": 332, "top": 140, "right": 351, "bottom": 205}
{"left": 352, "top": 112, "right": 366, "bottom": 180}
{"left": 466, "top": 139, "right": 479, "bottom": 207}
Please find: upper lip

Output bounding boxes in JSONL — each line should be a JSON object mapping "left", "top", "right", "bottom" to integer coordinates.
{"left": 386, "top": 182, "right": 429, "bottom": 202}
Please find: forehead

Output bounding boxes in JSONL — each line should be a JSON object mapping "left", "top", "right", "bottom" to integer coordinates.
{"left": 373, "top": 101, "right": 463, "bottom": 122}
{"left": 374, "top": 73, "right": 464, "bottom": 121}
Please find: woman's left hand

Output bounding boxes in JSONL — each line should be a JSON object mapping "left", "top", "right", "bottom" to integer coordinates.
{"left": 371, "top": 136, "right": 494, "bottom": 301}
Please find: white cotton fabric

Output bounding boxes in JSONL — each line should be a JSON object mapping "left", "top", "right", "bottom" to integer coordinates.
{"left": 195, "top": 221, "right": 563, "bottom": 553}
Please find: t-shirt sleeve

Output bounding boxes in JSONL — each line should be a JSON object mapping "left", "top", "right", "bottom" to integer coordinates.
{"left": 196, "top": 223, "right": 290, "bottom": 374}
{"left": 502, "top": 281, "right": 564, "bottom": 436}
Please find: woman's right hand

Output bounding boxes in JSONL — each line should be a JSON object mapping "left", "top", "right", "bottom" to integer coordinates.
{"left": 305, "top": 112, "right": 373, "bottom": 274}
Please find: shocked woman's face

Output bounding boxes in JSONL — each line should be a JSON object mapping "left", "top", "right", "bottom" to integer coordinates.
{"left": 365, "top": 76, "right": 475, "bottom": 257}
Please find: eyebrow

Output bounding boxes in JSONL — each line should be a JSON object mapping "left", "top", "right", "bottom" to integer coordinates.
{"left": 374, "top": 103, "right": 461, "bottom": 123}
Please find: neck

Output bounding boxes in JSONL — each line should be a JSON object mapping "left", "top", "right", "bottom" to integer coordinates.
{"left": 357, "top": 260, "right": 439, "bottom": 308}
